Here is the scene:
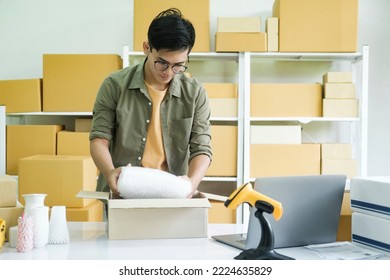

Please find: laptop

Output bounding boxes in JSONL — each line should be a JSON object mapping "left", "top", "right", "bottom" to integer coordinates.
{"left": 212, "top": 174, "right": 347, "bottom": 250}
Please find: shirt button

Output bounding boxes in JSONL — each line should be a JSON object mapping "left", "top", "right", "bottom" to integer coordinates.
{"left": 142, "top": 137, "right": 146, "bottom": 141}
{"left": 138, "top": 157, "right": 141, "bottom": 161}
{"left": 148, "top": 102, "right": 152, "bottom": 106}
{"left": 146, "top": 120, "right": 150, "bottom": 123}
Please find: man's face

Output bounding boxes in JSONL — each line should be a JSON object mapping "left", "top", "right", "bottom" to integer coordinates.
{"left": 143, "top": 42, "right": 189, "bottom": 88}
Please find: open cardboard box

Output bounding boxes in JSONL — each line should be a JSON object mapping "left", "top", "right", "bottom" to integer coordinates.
{"left": 77, "top": 191, "right": 226, "bottom": 240}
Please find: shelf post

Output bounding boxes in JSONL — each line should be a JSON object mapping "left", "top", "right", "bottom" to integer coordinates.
{"left": 360, "top": 45, "right": 369, "bottom": 176}
{"left": 0, "top": 106, "right": 6, "bottom": 175}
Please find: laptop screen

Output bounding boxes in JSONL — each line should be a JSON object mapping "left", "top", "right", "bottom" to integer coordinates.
{"left": 245, "top": 174, "right": 347, "bottom": 249}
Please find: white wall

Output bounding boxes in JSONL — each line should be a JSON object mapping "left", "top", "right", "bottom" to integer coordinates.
{"left": 1, "top": 0, "right": 389, "bottom": 176}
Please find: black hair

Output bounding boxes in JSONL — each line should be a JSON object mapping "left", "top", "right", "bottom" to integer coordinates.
{"left": 147, "top": 8, "right": 196, "bottom": 53}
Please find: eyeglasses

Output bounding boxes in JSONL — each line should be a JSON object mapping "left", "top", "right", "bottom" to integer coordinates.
{"left": 154, "top": 60, "right": 188, "bottom": 74}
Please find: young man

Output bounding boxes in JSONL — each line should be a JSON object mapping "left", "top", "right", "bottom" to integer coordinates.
{"left": 89, "top": 8, "right": 212, "bottom": 198}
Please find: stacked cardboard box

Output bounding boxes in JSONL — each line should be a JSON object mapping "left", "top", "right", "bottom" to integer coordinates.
{"left": 350, "top": 177, "right": 390, "bottom": 252}
{"left": 215, "top": 17, "right": 267, "bottom": 52}
{"left": 0, "top": 79, "right": 42, "bottom": 113}
{"left": 321, "top": 143, "right": 357, "bottom": 179}
{"left": 203, "top": 83, "right": 238, "bottom": 118}
{"left": 206, "top": 125, "right": 237, "bottom": 177}
{"left": 0, "top": 175, "right": 24, "bottom": 240}
{"left": 133, "top": 0, "right": 210, "bottom": 52}
{"left": 322, "top": 72, "right": 358, "bottom": 118}
{"left": 273, "top": 0, "right": 358, "bottom": 52}
{"left": 266, "top": 17, "right": 279, "bottom": 52}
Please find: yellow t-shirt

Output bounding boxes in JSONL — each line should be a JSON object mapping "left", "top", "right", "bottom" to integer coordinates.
{"left": 141, "top": 82, "right": 168, "bottom": 171}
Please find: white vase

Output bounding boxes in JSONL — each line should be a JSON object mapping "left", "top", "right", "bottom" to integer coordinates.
{"left": 49, "top": 206, "right": 70, "bottom": 244}
{"left": 30, "top": 206, "right": 49, "bottom": 248}
{"left": 22, "top": 194, "right": 47, "bottom": 214}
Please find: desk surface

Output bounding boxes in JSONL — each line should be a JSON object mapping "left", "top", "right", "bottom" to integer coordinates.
{"left": 0, "top": 222, "right": 386, "bottom": 260}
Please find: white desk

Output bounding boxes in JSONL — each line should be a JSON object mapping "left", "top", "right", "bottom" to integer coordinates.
{"left": 0, "top": 222, "right": 386, "bottom": 260}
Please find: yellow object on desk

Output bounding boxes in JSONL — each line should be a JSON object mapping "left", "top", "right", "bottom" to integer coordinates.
{"left": 0, "top": 218, "right": 6, "bottom": 251}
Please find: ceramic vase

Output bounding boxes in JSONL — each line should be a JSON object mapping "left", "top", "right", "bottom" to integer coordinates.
{"left": 22, "top": 194, "right": 47, "bottom": 214}
{"left": 30, "top": 206, "right": 49, "bottom": 248}
{"left": 49, "top": 206, "right": 70, "bottom": 244}
{"left": 16, "top": 215, "right": 34, "bottom": 253}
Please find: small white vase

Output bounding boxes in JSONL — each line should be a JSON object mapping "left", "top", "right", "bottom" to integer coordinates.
{"left": 49, "top": 206, "right": 70, "bottom": 244}
{"left": 30, "top": 206, "right": 49, "bottom": 248}
{"left": 22, "top": 194, "right": 47, "bottom": 214}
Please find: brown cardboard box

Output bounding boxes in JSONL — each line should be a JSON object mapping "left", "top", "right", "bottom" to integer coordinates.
{"left": 133, "top": 0, "right": 210, "bottom": 52}
{"left": 321, "top": 159, "right": 357, "bottom": 179}
{"left": 0, "top": 202, "right": 24, "bottom": 240}
{"left": 216, "top": 32, "right": 267, "bottom": 52}
{"left": 273, "top": 0, "right": 358, "bottom": 52}
{"left": 43, "top": 54, "right": 122, "bottom": 112}
{"left": 6, "top": 125, "right": 64, "bottom": 175}
{"left": 75, "top": 118, "right": 93, "bottom": 132}
{"left": 250, "top": 83, "right": 322, "bottom": 117}
{"left": 77, "top": 191, "right": 211, "bottom": 240}
{"left": 206, "top": 125, "right": 237, "bottom": 177}
{"left": 250, "top": 144, "right": 321, "bottom": 178}
{"left": 65, "top": 200, "right": 103, "bottom": 222}
{"left": 217, "top": 17, "right": 261, "bottom": 32}
{"left": 18, "top": 155, "right": 97, "bottom": 208}
{"left": 203, "top": 83, "right": 237, "bottom": 98}
{"left": 324, "top": 83, "right": 356, "bottom": 99}
{"left": 337, "top": 191, "right": 352, "bottom": 241}
{"left": 321, "top": 143, "right": 352, "bottom": 159}
{"left": 0, "top": 175, "right": 17, "bottom": 207}
{"left": 209, "top": 200, "right": 236, "bottom": 224}
{"left": 209, "top": 99, "right": 238, "bottom": 117}
{"left": 0, "top": 79, "right": 42, "bottom": 113}
{"left": 322, "top": 99, "right": 358, "bottom": 117}
{"left": 323, "top": 72, "right": 353, "bottom": 83}
{"left": 266, "top": 17, "right": 279, "bottom": 52}
{"left": 57, "top": 131, "right": 90, "bottom": 156}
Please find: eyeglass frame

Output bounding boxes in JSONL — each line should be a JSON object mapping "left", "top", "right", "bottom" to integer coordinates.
{"left": 153, "top": 59, "right": 189, "bottom": 74}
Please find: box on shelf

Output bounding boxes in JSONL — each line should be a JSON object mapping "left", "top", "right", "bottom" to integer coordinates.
{"left": 75, "top": 118, "right": 93, "bottom": 132}
{"left": 0, "top": 202, "right": 24, "bottom": 240}
{"left": 352, "top": 212, "right": 390, "bottom": 253}
{"left": 203, "top": 83, "right": 237, "bottom": 98}
{"left": 209, "top": 200, "right": 236, "bottom": 224}
{"left": 250, "top": 144, "right": 320, "bottom": 178}
{"left": 64, "top": 200, "right": 104, "bottom": 222}
{"left": 209, "top": 98, "right": 237, "bottom": 117}
{"left": 273, "top": 0, "right": 358, "bottom": 52}
{"left": 324, "top": 83, "right": 356, "bottom": 99}
{"left": 18, "top": 155, "right": 97, "bottom": 208}
{"left": 77, "top": 191, "right": 211, "bottom": 240}
{"left": 57, "top": 131, "right": 90, "bottom": 156}
{"left": 250, "top": 83, "right": 322, "bottom": 117}
{"left": 216, "top": 32, "right": 267, "bottom": 52}
{"left": 0, "top": 78, "right": 42, "bottom": 113}
{"left": 133, "top": 0, "right": 210, "bottom": 52}
{"left": 321, "top": 159, "right": 357, "bottom": 179}
{"left": 250, "top": 125, "right": 301, "bottom": 144}
{"left": 337, "top": 191, "right": 352, "bottom": 241}
{"left": 350, "top": 176, "right": 390, "bottom": 219}
{"left": 43, "top": 54, "right": 122, "bottom": 112}
{"left": 6, "top": 125, "right": 64, "bottom": 175}
{"left": 321, "top": 143, "right": 353, "bottom": 159}
{"left": 266, "top": 17, "right": 279, "bottom": 52}
{"left": 323, "top": 72, "right": 353, "bottom": 83}
{"left": 0, "top": 175, "right": 17, "bottom": 207}
{"left": 217, "top": 17, "right": 261, "bottom": 32}
{"left": 206, "top": 125, "right": 237, "bottom": 177}
{"left": 322, "top": 99, "right": 358, "bottom": 117}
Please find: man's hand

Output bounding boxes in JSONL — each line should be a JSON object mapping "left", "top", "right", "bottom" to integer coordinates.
{"left": 107, "top": 167, "right": 122, "bottom": 198}
{"left": 179, "top": 175, "right": 197, "bottom": 198}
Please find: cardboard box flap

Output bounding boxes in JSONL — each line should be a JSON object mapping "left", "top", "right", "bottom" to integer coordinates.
{"left": 202, "top": 192, "right": 228, "bottom": 202}
{"left": 77, "top": 190, "right": 109, "bottom": 201}
{"left": 108, "top": 198, "right": 211, "bottom": 209}
{"left": 77, "top": 190, "right": 211, "bottom": 209}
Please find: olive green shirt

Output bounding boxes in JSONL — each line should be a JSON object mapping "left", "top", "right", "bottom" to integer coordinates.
{"left": 90, "top": 61, "right": 212, "bottom": 192}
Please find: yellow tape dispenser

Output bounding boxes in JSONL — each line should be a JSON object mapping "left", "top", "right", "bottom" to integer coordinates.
{"left": 0, "top": 218, "right": 6, "bottom": 251}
